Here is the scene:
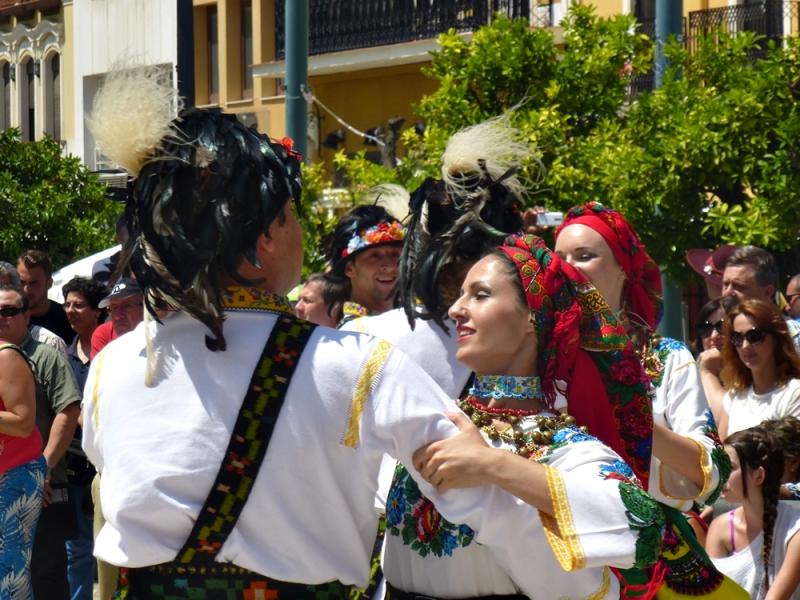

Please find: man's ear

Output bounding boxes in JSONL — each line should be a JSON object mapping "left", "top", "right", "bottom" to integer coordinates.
{"left": 344, "top": 259, "right": 356, "bottom": 279}
{"left": 46, "top": 276, "right": 53, "bottom": 290}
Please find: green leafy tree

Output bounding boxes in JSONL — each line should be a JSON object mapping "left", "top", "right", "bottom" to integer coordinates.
{"left": 0, "top": 129, "right": 119, "bottom": 269}
{"left": 551, "top": 33, "right": 800, "bottom": 279}
{"left": 303, "top": 6, "right": 800, "bottom": 282}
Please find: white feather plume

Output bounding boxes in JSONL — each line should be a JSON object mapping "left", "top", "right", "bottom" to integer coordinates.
{"left": 440, "top": 115, "right": 531, "bottom": 201}
{"left": 87, "top": 65, "right": 183, "bottom": 176}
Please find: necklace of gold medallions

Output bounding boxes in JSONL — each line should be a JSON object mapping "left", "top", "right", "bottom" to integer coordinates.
{"left": 457, "top": 397, "right": 582, "bottom": 458}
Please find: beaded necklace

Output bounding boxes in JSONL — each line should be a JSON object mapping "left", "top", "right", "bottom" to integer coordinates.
{"left": 467, "top": 373, "right": 545, "bottom": 402}
{"left": 458, "top": 396, "right": 579, "bottom": 458}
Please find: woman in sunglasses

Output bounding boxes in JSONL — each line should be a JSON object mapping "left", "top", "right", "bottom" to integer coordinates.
{"left": 695, "top": 297, "right": 740, "bottom": 356}
{"left": 717, "top": 299, "right": 800, "bottom": 440}
{"left": 695, "top": 296, "right": 740, "bottom": 423}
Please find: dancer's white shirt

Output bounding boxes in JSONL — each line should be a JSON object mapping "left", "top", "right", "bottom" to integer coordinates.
{"left": 82, "top": 309, "right": 626, "bottom": 593}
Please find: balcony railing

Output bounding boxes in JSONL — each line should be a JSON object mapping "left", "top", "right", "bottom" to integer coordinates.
{"left": 0, "top": 0, "right": 60, "bottom": 17}
{"left": 687, "top": 0, "right": 800, "bottom": 53}
{"left": 629, "top": 2, "right": 798, "bottom": 96}
{"left": 275, "top": 1, "right": 551, "bottom": 60}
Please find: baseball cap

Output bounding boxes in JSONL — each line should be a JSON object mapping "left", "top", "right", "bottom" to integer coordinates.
{"left": 99, "top": 277, "right": 142, "bottom": 309}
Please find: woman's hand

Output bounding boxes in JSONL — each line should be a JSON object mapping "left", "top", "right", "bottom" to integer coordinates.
{"left": 412, "top": 412, "right": 496, "bottom": 492}
{"left": 698, "top": 348, "right": 723, "bottom": 377}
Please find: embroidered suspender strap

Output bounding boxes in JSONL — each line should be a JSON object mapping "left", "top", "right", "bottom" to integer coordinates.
{"left": 176, "top": 314, "right": 317, "bottom": 564}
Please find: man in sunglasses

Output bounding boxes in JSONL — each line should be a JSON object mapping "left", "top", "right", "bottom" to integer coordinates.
{"left": 786, "top": 274, "right": 800, "bottom": 320}
{"left": 0, "top": 283, "right": 81, "bottom": 599}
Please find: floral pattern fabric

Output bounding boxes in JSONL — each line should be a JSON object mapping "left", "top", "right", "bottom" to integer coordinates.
{"left": 0, "top": 456, "right": 45, "bottom": 600}
{"left": 383, "top": 415, "right": 662, "bottom": 599}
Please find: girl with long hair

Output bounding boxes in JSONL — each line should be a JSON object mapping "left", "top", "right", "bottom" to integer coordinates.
{"left": 706, "top": 426, "right": 800, "bottom": 599}
{"left": 552, "top": 202, "right": 729, "bottom": 513}
{"left": 717, "top": 299, "right": 800, "bottom": 439}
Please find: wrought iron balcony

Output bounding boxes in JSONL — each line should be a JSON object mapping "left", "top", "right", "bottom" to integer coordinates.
{"left": 275, "top": 1, "right": 554, "bottom": 60}
{"left": 0, "top": 0, "right": 60, "bottom": 17}
{"left": 687, "top": 0, "right": 800, "bottom": 53}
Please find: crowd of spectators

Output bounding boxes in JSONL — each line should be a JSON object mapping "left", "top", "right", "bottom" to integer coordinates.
{"left": 0, "top": 248, "right": 143, "bottom": 600}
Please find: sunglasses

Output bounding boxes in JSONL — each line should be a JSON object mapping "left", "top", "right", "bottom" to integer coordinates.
{"left": 696, "top": 319, "right": 724, "bottom": 338}
{"left": 0, "top": 306, "right": 25, "bottom": 318}
{"left": 730, "top": 328, "right": 769, "bottom": 348}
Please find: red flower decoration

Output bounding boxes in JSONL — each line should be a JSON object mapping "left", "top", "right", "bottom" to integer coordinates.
{"left": 611, "top": 356, "right": 646, "bottom": 387}
{"left": 413, "top": 498, "right": 442, "bottom": 543}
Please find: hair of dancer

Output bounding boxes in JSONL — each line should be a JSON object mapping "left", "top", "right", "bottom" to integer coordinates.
{"left": 398, "top": 116, "right": 529, "bottom": 332}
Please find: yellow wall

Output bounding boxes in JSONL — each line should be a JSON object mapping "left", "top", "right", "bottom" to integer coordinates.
{"left": 310, "top": 62, "right": 437, "bottom": 161}
{"left": 585, "top": 1, "right": 736, "bottom": 17}
{"left": 589, "top": 0, "right": 623, "bottom": 18}
{"left": 193, "top": 0, "right": 280, "bottom": 136}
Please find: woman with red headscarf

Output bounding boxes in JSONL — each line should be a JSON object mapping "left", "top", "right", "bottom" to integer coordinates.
{"left": 385, "top": 233, "right": 661, "bottom": 599}
{"left": 409, "top": 234, "right": 745, "bottom": 599}
{"left": 553, "top": 202, "right": 729, "bottom": 519}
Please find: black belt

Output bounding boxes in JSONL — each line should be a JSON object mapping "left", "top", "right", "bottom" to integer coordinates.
{"left": 386, "top": 581, "right": 528, "bottom": 600}
{"left": 124, "top": 563, "right": 347, "bottom": 599}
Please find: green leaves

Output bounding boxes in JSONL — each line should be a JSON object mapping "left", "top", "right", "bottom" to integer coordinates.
{"left": 0, "top": 129, "right": 118, "bottom": 269}
{"left": 302, "top": 6, "right": 800, "bottom": 284}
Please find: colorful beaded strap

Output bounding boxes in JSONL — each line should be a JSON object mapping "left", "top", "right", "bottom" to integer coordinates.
{"left": 176, "top": 314, "right": 316, "bottom": 564}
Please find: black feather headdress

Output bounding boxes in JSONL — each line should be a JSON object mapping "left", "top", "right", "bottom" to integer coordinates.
{"left": 118, "top": 108, "right": 302, "bottom": 352}
{"left": 399, "top": 165, "right": 525, "bottom": 333}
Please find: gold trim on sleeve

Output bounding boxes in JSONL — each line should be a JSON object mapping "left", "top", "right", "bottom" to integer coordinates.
{"left": 342, "top": 339, "right": 393, "bottom": 448}
{"left": 539, "top": 465, "right": 586, "bottom": 571}
{"left": 657, "top": 436, "right": 711, "bottom": 500}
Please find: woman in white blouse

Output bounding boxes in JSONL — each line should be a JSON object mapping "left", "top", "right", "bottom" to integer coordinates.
{"left": 717, "top": 299, "right": 800, "bottom": 440}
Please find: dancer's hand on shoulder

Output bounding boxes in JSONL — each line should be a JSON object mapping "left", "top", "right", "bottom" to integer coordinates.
{"left": 412, "top": 412, "right": 495, "bottom": 492}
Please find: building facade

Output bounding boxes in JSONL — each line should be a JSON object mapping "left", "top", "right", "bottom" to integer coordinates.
{"left": 69, "top": 0, "right": 178, "bottom": 170}
{"left": 0, "top": 1, "right": 795, "bottom": 170}
{"left": 0, "top": 0, "right": 65, "bottom": 144}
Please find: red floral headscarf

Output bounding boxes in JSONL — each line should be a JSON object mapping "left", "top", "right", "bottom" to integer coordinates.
{"left": 497, "top": 234, "right": 653, "bottom": 485}
{"left": 556, "top": 202, "right": 663, "bottom": 332}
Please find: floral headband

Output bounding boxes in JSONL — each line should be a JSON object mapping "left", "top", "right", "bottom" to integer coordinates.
{"left": 341, "top": 220, "right": 406, "bottom": 260}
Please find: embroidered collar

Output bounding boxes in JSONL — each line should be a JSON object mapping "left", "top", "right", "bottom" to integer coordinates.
{"left": 222, "top": 286, "right": 294, "bottom": 316}
{"left": 468, "top": 373, "right": 545, "bottom": 402}
{"left": 342, "top": 301, "right": 369, "bottom": 319}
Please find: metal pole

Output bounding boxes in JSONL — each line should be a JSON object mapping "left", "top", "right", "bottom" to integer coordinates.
{"left": 656, "top": 0, "right": 684, "bottom": 340}
{"left": 285, "top": 0, "right": 309, "bottom": 159}
{"left": 654, "top": 0, "right": 682, "bottom": 87}
{"left": 176, "top": 0, "right": 195, "bottom": 108}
